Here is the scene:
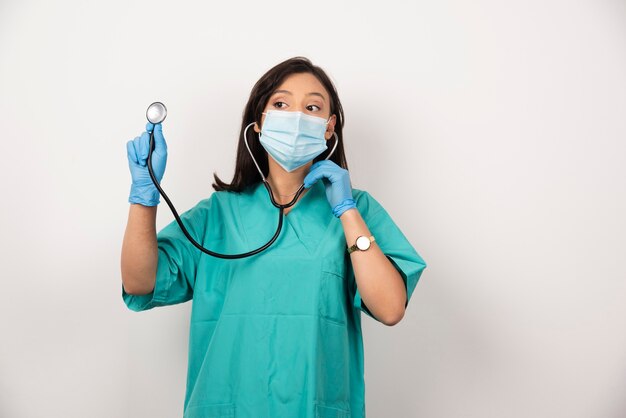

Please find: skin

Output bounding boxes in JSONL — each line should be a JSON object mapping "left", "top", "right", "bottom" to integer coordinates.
{"left": 121, "top": 73, "right": 407, "bottom": 326}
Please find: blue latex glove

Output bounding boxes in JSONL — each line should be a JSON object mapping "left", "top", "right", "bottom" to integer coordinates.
{"left": 126, "top": 122, "right": 167, "bottom": 206}
{"left": 303, "top": 160, "right": 357, "bottom": 218}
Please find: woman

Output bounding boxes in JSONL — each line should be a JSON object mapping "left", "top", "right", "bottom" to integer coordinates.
{"left": 121, "top": 57, "right": 427, "bottom": 418}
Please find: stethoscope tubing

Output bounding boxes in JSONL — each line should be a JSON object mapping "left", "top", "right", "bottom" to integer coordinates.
{"left": 146, "top": 129, "right": 305, "bottom": 259}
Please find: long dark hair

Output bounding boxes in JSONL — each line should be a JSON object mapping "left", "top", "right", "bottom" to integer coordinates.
{"left": 212, "top": 56, "right": 348, "bottom": 193}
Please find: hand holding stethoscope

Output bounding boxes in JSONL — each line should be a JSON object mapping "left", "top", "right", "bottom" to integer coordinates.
{"left": 126, "top": 102, "right": 355, "bottom": 259}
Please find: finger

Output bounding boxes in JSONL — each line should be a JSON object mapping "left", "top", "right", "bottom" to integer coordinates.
{"left": 319, "top": 160, "right": 347, "bottom": 181}
{"left": 151, "top": 123, "right": 167, "bottom": 155}
{"left": 126, "top": 140, "right": 139, "bottom": 165}
{"left": 312, "top": 160, "right": 337, "bottom": 169}
{"left": 308, "top": 160, "right": 336, "bottom": 176}
{"left": 138, "top": 132, "right": 151, "bottom": 161}
{"left": 304, "top": 163, "right": 319, "bottom": 188}
{"left": 304, "top": 165, "right": 329, "bottom": 188}
{"left": 305, "top": 160, "right": 330, "bottom": 179}
{"left": 310, "top": 162, "right": 347, "bottom": 186}
{"left": 131, "top": 136, "right": 148, "bottom": 166}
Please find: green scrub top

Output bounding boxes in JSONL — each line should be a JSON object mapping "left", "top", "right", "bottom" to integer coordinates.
{"left": 122, "top": 179, "right": 427, "bottom": 418}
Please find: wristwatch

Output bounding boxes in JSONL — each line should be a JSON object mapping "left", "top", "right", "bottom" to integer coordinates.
{"left": 347, "top": 235, "right": 376, "bottom": 254}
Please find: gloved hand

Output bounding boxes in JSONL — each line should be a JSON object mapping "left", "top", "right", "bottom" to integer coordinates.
{"left": 303, "top": 160, "right": 357, "bottom": 218}
{"left": 127, "top": 122, "right": 167, "bottom": 206}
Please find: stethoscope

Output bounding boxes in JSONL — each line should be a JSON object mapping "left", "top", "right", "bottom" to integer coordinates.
{"left": 144, "top": 101, "right": 339, "bottom": 259}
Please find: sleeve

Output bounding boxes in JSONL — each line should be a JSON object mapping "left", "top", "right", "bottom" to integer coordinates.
{"left": 350, "top": 190, "right": 427, "bottom": 320}
{"left": 121, "top": 196, "right": 212, "bottom": 312}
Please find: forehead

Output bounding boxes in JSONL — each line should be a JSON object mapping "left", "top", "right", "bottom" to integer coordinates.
{"left": 274, "top": 72, "right": 329, "bottom": 99}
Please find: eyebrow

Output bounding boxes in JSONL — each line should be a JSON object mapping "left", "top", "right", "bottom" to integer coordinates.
{"left": 272, "top": 89, "right": 327, "bottom": 102}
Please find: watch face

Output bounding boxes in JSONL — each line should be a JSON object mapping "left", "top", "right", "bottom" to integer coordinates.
{"left": 356, "top": 236, "right": 371, "bottom": 251}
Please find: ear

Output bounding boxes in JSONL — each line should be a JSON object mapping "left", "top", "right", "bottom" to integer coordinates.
{"left": 253, "top": 122, "right": 261, "bottom": 133}
{"left": 325, "top": 114, "right": 337, "bottom": 140}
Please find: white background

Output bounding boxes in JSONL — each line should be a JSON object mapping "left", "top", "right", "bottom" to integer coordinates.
{"left": 1, "top": 0, "right": 625, "bottom": 417}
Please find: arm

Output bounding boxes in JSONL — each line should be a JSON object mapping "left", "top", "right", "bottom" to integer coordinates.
{"left": 123, "top": 121, "right": 167, "bottom": 295}
{"left": 303, "top": 160, "right": 412, "bottom": 325}
{"left": 340, "top": 208, "right": 407, "bottom": 326}
{"left": 122, "top": 121, "right": 198, "bottom": 309}
{"left": 120, "top": 204, "right": 158, "bottom": 295}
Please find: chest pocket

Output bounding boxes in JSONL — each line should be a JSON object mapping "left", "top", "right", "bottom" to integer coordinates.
{"left": 315, "top": 403, "right": 351, "bottom": 418}
{"left": 184, "top": 402, "right": 235, "bottom": 418}
{"left": 319, "top": 258, "right": 350, "bottom": 326}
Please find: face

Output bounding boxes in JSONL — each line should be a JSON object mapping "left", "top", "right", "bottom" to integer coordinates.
{"left": 253, "top": 72, "right": 337, "bottom": 140}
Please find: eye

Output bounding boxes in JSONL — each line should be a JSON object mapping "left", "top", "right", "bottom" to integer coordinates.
{"left": 273, "top": 101, "right": 288, "bottom": 109}
{"left": 306, "top": 104, "right": 321, "bottom": 112}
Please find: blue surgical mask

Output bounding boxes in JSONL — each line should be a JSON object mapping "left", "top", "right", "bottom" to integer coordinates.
{"left": 259, "top": 110, "right": 331, "bottom": 172}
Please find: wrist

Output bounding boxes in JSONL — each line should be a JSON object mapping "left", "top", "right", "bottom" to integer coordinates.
{"left": 333, "top": 198, "right": 357, "bottom": 218}
{"left": 338, "top": 206, "right": 359, "bottom": 220}
{"left": 129, "top": 184, "right": 160, "bottom": 206}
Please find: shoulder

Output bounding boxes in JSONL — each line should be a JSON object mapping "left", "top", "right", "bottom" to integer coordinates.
{"left": 192, "top": 189, "right": 240, "bottom": 212}
{"left": 193, "top": 184, "right": 258, "bottom": 212}
{"left": 352, "top": 187, "right": 387, "bottom": 219}
{"left": 207, "top": 189, "right": 236, "bottom": 205}
{"left": 173, "top": 190, "right": 240, "bottom": 232}
{"left": 182, "top": 189, "right": 235, "bottom": 215}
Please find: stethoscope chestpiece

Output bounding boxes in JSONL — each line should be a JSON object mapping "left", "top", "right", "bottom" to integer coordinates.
{"left": 146, "top": 102, "right": 167, "bottom": 124}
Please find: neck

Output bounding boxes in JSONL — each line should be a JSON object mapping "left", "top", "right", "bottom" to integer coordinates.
{"left": 266, "top": 159, "right": 313, "bottom": 204}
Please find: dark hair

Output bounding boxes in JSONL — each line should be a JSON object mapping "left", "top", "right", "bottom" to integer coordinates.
{"left": 212, "top": 56, "right": 347, "bottom": 193}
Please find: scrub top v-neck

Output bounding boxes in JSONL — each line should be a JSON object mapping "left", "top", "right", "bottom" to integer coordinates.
{"left": 122, "top": 179, "right": 427, "bottom": 418}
